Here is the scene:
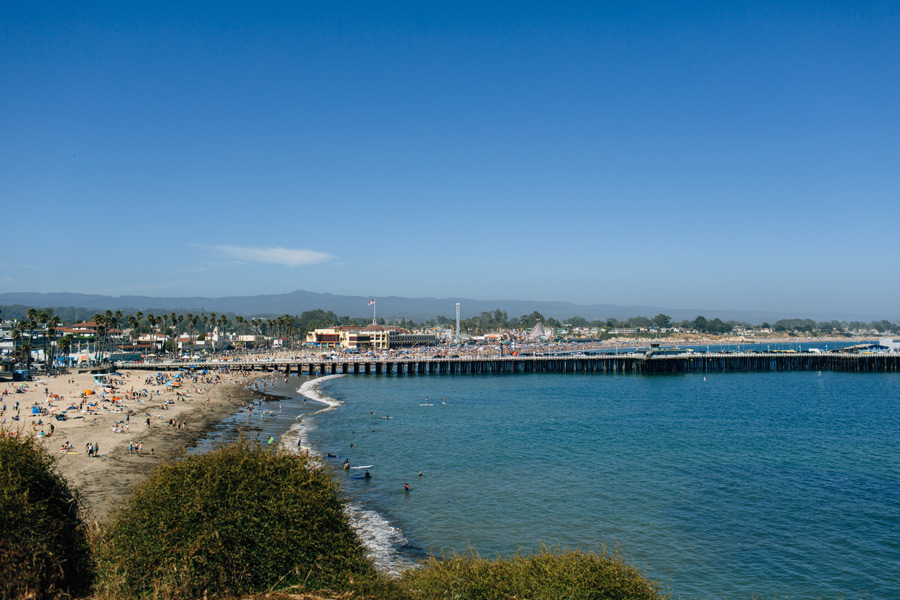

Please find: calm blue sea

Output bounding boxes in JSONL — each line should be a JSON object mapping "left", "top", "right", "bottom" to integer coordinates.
{"left": 202, "top": 369, "right": 900, "bottom": 599}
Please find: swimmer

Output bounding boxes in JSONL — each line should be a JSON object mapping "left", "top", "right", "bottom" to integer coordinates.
{"left": 404, "top": 482, "right": 410, "bottom": 492}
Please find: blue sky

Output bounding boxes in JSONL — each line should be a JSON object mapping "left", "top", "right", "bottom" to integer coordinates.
{"left": 2, "top": 2, "right": 898, "bottom": 317}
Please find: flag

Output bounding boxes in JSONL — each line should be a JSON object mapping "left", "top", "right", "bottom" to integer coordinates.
{"left": 368, "top": 299, "right": 375, "bottom": 305}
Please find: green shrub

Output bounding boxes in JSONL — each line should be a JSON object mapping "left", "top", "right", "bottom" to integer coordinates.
{"left": 390, "top": 547, "right": 667, "bottom": 600}
{"left": 93, "top": 436, "right": 374, "bottom": 599}
{"left": 0, "top": 434, "right": 93, "bottom": 599}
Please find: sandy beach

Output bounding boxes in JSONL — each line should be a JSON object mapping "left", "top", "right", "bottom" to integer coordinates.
{"left": 0, "top": 368, "right": 263, "bottom": 520}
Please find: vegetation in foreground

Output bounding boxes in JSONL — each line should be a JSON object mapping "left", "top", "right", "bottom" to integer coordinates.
{"left": 93, "top": 436, "right": 375, "bottom": 600}
{"left": 384, "top": 548, "right": 665, "bottom": 600}
{"left": 3, "top": 434, "right": 666, "bottom": 600}
{"left": 0, "top": 434, "right": 93, "bottom": 600}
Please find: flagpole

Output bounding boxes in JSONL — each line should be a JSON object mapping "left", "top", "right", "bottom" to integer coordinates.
{"left": 373, "top": 300, "right": 376, "bottom": 324}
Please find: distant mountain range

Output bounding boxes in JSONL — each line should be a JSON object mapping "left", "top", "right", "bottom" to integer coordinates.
{"left": 0, "top": 290, "right": 890, "bottom": 324}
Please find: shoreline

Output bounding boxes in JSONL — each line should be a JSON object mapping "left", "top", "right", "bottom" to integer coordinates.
{"left": 290, "top": 374, "right": 418, "bottom": 576}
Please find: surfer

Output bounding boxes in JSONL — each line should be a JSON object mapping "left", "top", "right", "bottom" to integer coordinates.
{"left": 343, "top": 459, "right": 350, "bottom": 470}
{"left": 418, "top": 470, "right": 423, "bottom": 478}
{"left": 364, "top": 470, "right": 371, "bottom": 479}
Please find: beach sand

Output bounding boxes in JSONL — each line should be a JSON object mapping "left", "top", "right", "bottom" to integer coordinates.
{"left": 1, "top": 368, "right": 262, "bottom": 520}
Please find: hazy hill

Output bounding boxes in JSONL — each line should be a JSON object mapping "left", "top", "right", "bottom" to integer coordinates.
{"left": 0, "top": 290, "right": 887, "bottom": 324}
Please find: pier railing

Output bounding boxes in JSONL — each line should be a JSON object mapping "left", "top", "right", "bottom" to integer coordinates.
{"left": 117, "top": 352, "right": 900, "bottom": 375}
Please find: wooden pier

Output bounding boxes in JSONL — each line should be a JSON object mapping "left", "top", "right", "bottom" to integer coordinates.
{"left": 118, "top": 352, "right": 900, "bottom": 375}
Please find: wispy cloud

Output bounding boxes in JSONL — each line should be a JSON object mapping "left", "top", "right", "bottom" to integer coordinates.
{"left": 212, "top": 245, "right": 333, "bottom": 267}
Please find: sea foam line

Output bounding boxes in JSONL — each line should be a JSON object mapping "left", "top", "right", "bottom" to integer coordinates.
{"left": 297, "top": 374, "right": 346, "bottom": 413}
{"left": 284, "top": 374, "right": 417, "bottom": 574}
{"left": 278, "top": 374, "right": 347, "bottom": 456}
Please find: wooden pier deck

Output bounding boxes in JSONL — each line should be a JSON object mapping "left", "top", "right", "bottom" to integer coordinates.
{"left": 118, "top": 352, "right": 900, "bottom": 375}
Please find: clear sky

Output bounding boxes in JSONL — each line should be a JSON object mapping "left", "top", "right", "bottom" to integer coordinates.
{"left": 2, "top": 2, "right": 898, "bottom": 317}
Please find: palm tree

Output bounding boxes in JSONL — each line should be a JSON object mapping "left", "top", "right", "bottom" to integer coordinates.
{"left": 163, "top": 315, "right": 171, "bottom": 354}
{"left": 147, "top": 313, "right": 156, "bottom": 353}
{"left": 218, "top": 315, "right": 228, "bottom": 346}
{"left": 186, "top": 313, "right": 195, "bottom": 354}
{"left": 35, "top": 310, "right": 49, "bottom": 371}
{"left": 47, "top": 315, "right": 60, "bottom": 374}
{"left": 13, "top": 321, "right": 27, "bottom": 367}
{"left": 92, "top": 313, "right": 107, "bottom": 362}
{"left": 127, "top": 315, "right": 140, "bottom": 350}
{"left": 178, "top": 315, "right": 187, "bottom": 356}
{"left": 57, "top": 334, "right": 73, "bottom": 365}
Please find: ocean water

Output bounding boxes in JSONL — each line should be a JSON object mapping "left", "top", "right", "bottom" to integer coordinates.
{"left": 202, "top": 371, "right": 900, "bottom": 599}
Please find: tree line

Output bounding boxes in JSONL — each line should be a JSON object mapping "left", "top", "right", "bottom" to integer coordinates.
{"left": 3, "top": 305, "right": 899, "bottom": 355}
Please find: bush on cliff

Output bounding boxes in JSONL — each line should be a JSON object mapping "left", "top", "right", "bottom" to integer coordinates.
{"left": 386, "top": 547, "right": 667, "bottom": 600}
{"left": 93, "top": 437, "right": 374, "bottom": 599}
{"left": 0, "top": 434, "right": 93, "bottom": 599}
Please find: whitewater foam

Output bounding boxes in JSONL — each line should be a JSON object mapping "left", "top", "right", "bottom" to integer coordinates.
{"left": 277, "top": 375, "right": 346, "bottom": 456}
{"left": 282, "top": 374, "right": 417, "bottom": 574}
{"left": 344, "top": 504, "right": 419, "bottom": 576}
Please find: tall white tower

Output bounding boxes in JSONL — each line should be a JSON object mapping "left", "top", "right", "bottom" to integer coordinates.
{"left": 456, "top": 302, "right": 460, "bottom": 345}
